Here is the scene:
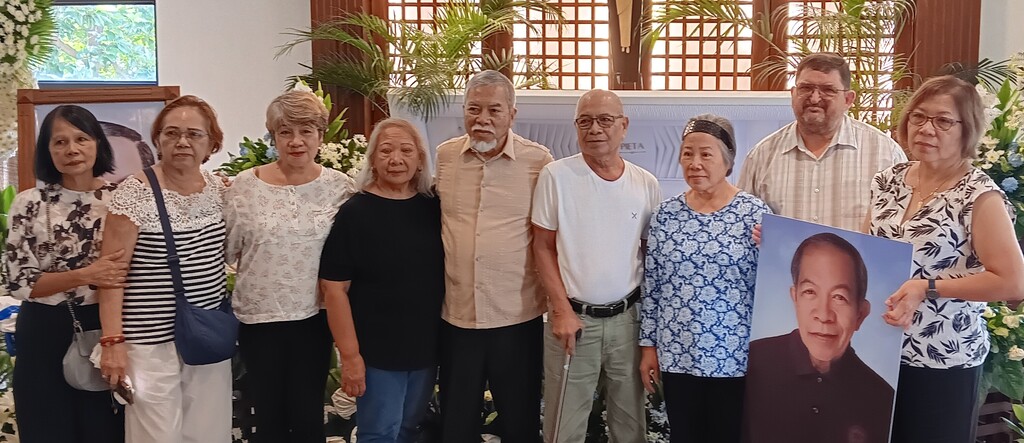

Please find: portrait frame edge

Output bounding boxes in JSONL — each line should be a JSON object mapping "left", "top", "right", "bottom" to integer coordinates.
{"left": 16, "top": 86, "right": 181, "bottom": 191}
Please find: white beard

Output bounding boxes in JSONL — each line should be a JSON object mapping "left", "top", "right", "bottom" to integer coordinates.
{"left": 471, "top": 139, "right": 498, "bottom": 153}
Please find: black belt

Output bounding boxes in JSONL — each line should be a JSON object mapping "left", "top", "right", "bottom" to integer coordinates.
{"left": 568, "top": 287, "right": 641, "bottom": 318}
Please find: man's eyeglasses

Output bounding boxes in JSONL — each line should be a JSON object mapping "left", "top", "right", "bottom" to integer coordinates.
{"left": 907, "top": 112, "right": 961, "bottom": 131}
{"left": 574, "top": 115, "right": 624, "bottom": 129}
{"left": 792, "top": 83, "right": 849, "bottom": 99}
{"left": 160, "top": 128, "right": 208, "bottom": 142}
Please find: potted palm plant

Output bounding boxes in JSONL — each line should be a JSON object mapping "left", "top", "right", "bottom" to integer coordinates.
{"left": 276, "top": 0, "right": 563, "bottom": 120}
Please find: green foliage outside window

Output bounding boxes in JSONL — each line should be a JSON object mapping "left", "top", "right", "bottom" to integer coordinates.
{"left": 34, "top": 4, "right": 156, "bottom": 82}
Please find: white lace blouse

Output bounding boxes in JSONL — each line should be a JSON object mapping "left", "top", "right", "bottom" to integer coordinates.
{"left": 109, "top": 170, "right": 228, "bottom": 344}
{"left": 224, "top": 167, "right": 355, "bottom": 324}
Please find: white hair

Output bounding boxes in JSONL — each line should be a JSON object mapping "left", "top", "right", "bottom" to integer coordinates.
{"left": 354, "top": 118, "right": 434, "bottom": 196}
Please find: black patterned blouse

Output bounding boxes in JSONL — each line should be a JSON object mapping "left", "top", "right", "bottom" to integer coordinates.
{"left": 869, "top": 162, "right": 1013, "bottom": 369}
{"left": 3, "top": 183, "right": 118, "bottom": 306}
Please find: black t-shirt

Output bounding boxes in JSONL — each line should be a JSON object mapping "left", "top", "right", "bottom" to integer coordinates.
{"left": 319, "top": 192, "right": 444, "bottom": 370}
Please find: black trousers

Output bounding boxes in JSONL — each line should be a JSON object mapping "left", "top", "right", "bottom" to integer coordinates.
{"left": 439, "top": 317, "right": 543, "bottom": 443}
{"left": 238, "top": 311, "right": 333, "bottom": 443}
{"left": 890, "top": 364, "right": 981, "bottom": 443}
{"left": 662, "top": 372, "right": 745, "bottom": 443}
{"left": 13, "top": 301, "right": 124, "bottom": 443}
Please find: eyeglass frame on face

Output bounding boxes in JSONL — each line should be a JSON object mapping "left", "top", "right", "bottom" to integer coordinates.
{"left": 792, "top": 83, "right": 850, "bottom": 100}
{"left": 574, "top": 114, "right": 625, "bottom": 129}
{"left": 159, "top": 127, "right": 209, "bottom": 142}
{"left": 907, "top": 111, "right": 962, "bottom": 132}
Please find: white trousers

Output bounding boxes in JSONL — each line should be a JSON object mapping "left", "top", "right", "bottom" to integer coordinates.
{"left": 124, "top": 342, "right": 233, "bottom": 443}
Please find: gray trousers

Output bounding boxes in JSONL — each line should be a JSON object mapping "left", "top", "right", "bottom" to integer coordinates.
{"left": 542, "top": 304, "right": 646, "bottom": 443}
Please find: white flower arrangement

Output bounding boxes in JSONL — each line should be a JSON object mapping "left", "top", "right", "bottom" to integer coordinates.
{"left": 318, "top": 137, "right": 367, "bottom": 179}
{"left": 973, "top": 53, "right": 1024, "bottom": 196}
{"left": 0, "top": 0, "right": 52, "bottom": 160}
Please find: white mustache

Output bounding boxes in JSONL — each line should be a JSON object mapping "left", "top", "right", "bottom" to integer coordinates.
{"left": 472, "top": 125, "right": 495, "bottom": 134}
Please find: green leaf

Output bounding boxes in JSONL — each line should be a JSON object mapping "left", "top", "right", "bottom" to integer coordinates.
{"left": 991, "top": 356, "right": 1024, "bottom": 400}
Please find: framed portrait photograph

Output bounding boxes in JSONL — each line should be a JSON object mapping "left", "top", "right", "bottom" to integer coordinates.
{"left": 16, "top": 86, "right": 180, "bottom": 190}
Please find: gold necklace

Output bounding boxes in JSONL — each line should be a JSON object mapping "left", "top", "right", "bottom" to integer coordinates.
{"left": 913, "top": 164, "right": 964, "bottom": 210}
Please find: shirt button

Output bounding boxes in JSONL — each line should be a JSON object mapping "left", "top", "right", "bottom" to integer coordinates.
{"left": 812, "top": 407, "right": 819, "bottom": 414}
{"left": 476, "top": 232, "right": 481, "bottom": 237}
{"left": 813, "top": 188, "right": 820, "bottom": 193}
{"left": 816, "top": 377, "right": 823, "bottom": 383}
{"left": 475, "top": 257, "right": 481, "bottom": 262}
{"left": 812, "top": 216, "right": 819, "bottom": 221}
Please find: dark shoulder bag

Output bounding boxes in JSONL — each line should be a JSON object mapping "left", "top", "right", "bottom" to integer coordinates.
{"left": 143, "top": 167, "right": 238, "bottom": 365}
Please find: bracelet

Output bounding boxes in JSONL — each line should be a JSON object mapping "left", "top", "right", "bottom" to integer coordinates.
{"left": 99, "top": 334, "right": 126, "bottom": 347}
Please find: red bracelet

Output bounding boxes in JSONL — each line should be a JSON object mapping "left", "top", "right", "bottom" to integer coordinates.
{"left": 99, "top": 334, "right": 126, "bottom": 347}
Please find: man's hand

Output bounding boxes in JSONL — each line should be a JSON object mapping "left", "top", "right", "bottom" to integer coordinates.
{"left": 639, "top": 346, "right": 661, "bottom": 393}
{"left": 550, "top": 308, "right": 583, "bottom": 355}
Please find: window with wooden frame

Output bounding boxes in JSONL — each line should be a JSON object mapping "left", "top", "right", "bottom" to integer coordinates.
{"left": 511, "top": 1, "right": 611, "bottom": 90}
{"left": 383, "top": 0, "right": 903, "bottom": 101}
{"left": 648, "top": 0, "right": 755, "bottom": 91}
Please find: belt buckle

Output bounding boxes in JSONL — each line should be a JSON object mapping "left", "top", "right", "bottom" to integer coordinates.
{"left": 592, "top": 301, "right": 623, "bottom": 317}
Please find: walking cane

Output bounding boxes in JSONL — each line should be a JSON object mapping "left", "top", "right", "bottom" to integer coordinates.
{"left": 551, "top": 329, "right": 582, "bottom": 443}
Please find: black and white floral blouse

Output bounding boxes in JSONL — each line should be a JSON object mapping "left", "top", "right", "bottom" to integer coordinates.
{"left": 3, "top": 183, "right": 118, "bottom": 306}
{"left": 869, "top": 162, "right": 1013, "bottom": 369}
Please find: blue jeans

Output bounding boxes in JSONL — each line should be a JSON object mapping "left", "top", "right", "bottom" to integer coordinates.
{"left": 356, "top": 365, "right": 436, "bottom": 443}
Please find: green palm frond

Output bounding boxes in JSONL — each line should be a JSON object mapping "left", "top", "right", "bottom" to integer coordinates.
{"left": 278, "top": 0, "right": 556, "bottom": 120}
{"left": 276, "top": 13, "right": 394, "bottom": 60}
{"left": 939, "top": 58, "right": 1016, "bottom": 89}
{"left": 644, "top": 0, "right": 757, "bottom": 48}
{"left": 24, "top": 0, "right": 56, "bottom": 69}
{"left": 480, "top": 0, "right": 565, "bottom": 35}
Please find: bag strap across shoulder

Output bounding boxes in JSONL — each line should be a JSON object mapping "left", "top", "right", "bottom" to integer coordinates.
{"left": 142, "top": 167, "right": 187, "bottom": 301}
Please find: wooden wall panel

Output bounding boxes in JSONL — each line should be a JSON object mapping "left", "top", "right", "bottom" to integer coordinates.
{"left": 310, "top": 0, "right": 384, "bottom": 136}
{"left": 902, "top": 0, "right": 981, "bottom": 82}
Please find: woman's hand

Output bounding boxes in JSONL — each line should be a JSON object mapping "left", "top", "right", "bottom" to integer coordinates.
{"left": 340, "top": 354, "right": 366, "bottom": 397}
{"left": 883, "top": 279, "right": 929, "bottom": 328}
{"left": 639, "top": 346, "right": 661, "bottom": 394}
{"left": 751, "top": 224, "right": 762, "bottom": 247}
{"left": 85, "top": 249, "right": 129, "bottom": 289}
{"left": 100, "top": 342, "right": 129, "bottom": 388}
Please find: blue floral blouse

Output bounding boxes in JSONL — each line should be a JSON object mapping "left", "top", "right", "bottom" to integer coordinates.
{"left": 640, "top": 191, "right": 771, "bottom": 377}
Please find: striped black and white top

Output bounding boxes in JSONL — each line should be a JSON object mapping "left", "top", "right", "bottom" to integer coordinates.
{"left": 109, "top": 171, "right": 227, "bottom": 345}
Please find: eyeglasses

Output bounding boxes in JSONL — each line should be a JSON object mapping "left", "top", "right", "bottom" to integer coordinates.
{"left": 792, "top": 83, "right": 849, "bottom": 99}
{"left": 574, "top": 115, "right": 624, "bottom": 129}
{"left": 160, "top": 128, "right": 208, "bottom": 142}
{"left": 907, "top": 112, "right": 962, "bottom": 131}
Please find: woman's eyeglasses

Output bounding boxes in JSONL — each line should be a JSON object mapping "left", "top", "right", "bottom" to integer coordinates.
{"left": 907, "top": 112, "right": 962, "bottom": 131}
{"left": 160, "top": 128, "right": 208, "bottom": 142}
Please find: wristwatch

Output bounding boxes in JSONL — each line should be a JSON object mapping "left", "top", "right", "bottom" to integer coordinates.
{"left": 926, "top": 279, "right": 940, "bottom": 300}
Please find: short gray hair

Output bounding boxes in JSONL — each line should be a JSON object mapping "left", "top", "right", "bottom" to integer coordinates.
{"left": 355, "top": 118, "right": 434, "bottom": 196}
{"left": 683, "top": 113, "right": 737, "bottom": 176}
{"left": 465, "top": 70, "right": 516, "bottom": 108}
